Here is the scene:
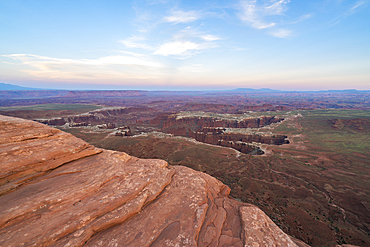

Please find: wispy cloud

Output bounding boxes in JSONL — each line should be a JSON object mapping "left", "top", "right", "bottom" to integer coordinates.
{"left": 269, "top": 28, "right": 292, "bottom": 38}
{"left": 350, "top": 0, "right": 367, "bottom": 12}
{"left": 163, "top": 10, "right": 200, "bottom": 24}
{"left": 120, "top": 36, "right": 154, "bottom": 50}
{"left": 3, "top": 54, "right": 162, "bottom": 67}
{"left": 238, "top": 0, "right": 290, "bottom": 29}
{"left": 154, "top": 41, "right": 201, "bottom": 57}
{"left": 200, "top": 34, "right": 221, "bottom": 41}
{"left": 288, "top": 13, "right": 312, "bottom": 24}
{"left": 121, "top": 26, "right": 220, "bottom": 59}
{"left": 2, "top": 54, "right": 164, "bottom": 81}
{"left": 329, "top": 0, "right": 368, "bottom": 26}
{"left": 153, "top": 26, "right": 220, "bottom": 58}
{"left": 264, "top": 0, "right": 290, "bottom": 15}
{"left": 173, "top": 27, "right": 222, "bottom": 42}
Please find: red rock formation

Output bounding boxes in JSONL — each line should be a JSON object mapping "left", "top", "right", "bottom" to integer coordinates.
{"left": 192, "top": 127, "right": 288, "bottom": 146}
{"left": 97, "top": 123, "right": 116, "bottom": 129}
{"left": 150, "top": 114, "right": 287, "bottom": 155}
{"left": 191, "top": 130, "right": 264, "bottom": 154}
{"left": 0, "top": 115, "right": 304, "bottom": 246}
{"left": 116, "top": 126, "right": 132, "bottom": 136}
{"left": 36, "top": 117, "right": 68, "bottom": 125}
{"left": 156, "top": 115, "right": 284, "bottom": 130}
{"left": 90, "top": 106, "right": 156, "bottom": 117}
{"left": 35, "top": 106, "right": 157, "bottom": 126}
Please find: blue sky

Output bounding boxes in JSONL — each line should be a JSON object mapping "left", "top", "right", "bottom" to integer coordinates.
{"left": 0, "top": 0, "right": 369, "bottom": 90}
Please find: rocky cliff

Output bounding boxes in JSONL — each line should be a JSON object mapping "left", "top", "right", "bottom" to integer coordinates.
{"left": 150, "top": 114, "right": 287, "bottom": 155}
{"left": 35, "top": 106, "right": 156, "bottom": 127}
{"left": 151, "top": 114, "right": 284, "bottom": 130}
{"left": 0, "top": 115, "right": 307, "bottom": 247}
{"left": 191, "top": 127, "right": 288, "bottom": 154}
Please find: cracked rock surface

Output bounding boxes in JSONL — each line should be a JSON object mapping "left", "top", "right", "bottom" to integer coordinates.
{"left": 0, "top": 115, "right": 305, "bottom": 247}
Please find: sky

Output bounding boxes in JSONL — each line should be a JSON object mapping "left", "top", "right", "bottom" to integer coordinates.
{"left": 0, "top": 0, "right": 369, "bottom": 91}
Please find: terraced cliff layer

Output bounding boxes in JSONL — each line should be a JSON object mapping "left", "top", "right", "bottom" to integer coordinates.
{"left": 151, "top": 113, "right": 284, "bottom": 129}
{"left": 35, "top": 106, "right": 157, "bottom": 126}
{"left": 0, "top": 115, "right": 306, "bottom": 247}
{"left": 191, "top": 127, "right": 288, "bottom": 155}
{"left": 151, "top": 113, "right": 287, "bottom": 155}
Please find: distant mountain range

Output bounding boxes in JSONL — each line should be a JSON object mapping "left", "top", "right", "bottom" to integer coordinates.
{"left": 231, "top": 88, "right": 370, "bottom": 93}
{"left": 0, "top": 83, "right": 41, "bottom": 90}
{"left": 1, "top": 83, "right": 369, "bottom": 94}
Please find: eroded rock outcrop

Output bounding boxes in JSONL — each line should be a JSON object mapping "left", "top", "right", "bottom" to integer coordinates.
{"left": 151, "top": 114, "right": 284, "bottom": 130}
{"left": 192, "top": 127, "right": 288, "bottom": 155}
{"left": 0, "top": 115, "right": 302, "bottom": 247}
{"left": 35, "top": 106, "right": 156, "bottom": 127}
{"left": 150, "top": 113, "right": 287, "bottom": 155}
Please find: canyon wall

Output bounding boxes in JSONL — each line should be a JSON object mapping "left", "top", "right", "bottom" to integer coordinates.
{"left": 190, "top": 127, "right": 288, "bottom": 155}
{"left": 35, "top": 106, "right": 156, "bottom": 126}
{"left": 151, "top": 114, "right": 288, "bottom": 155}
{"left": 151, "top": 114, "right": 284, "bottom": 130}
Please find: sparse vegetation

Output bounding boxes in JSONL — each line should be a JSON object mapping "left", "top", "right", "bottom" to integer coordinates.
{"left": 2, "top": 94, "right": 370, "bottom": 246}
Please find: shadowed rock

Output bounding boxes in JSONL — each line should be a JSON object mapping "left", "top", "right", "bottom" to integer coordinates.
{"left": 0, "top": 115, "right": 305, "bottom": 246}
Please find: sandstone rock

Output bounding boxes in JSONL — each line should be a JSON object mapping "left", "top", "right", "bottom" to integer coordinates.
{"left": 239, "top": 205, "right": 297, "bottom": 246}
{"left": 0, "top": 115, "right": 303, "bottom": 246}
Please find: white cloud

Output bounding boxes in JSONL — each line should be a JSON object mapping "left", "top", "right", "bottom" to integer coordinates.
{"left": 329, "top": 0, "right": 368, "bottom": 26}
{"left": 265, "top": 0, "right": 290, "bottom": 15}
{"left": 2, "top": 54, "right": 164, "bottom": 81}
{"left": 288, "top": 14, "right": 312, "bottom": 24}
{"left": 120, "top": 26, "right": 220, "bottom": 59}
{"left": 153, "top": 26, "right": 220, "bottom": 58}
{"left": 269, "top": 28, "right": 292, "bottom": 38}
{"left": 163, "top": 10, "right": 200, "bottom": 23}
{"left": 201, "top": 34, "right": 221, "bottom": 41}
{"left": 120, "top": 36, "right": 154, "bottom": 50}
{"left": 173, "top": 27, "right": 222, "bottom": 42}
{"left": 350, "top": 0, "right": 366, "bottom": 12}
{"left": 154, "top": 41, "right": 201, "bottom": 56}
{"left": 238, "top": 0, "right": 290, "bottom": 29}
{"left": 3, "top": 54, "right": 162, "bottom": 68}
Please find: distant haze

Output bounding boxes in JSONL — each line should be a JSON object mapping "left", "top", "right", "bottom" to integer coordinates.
{"left": 1, "top": 1, "right": 369, "bottom": 90}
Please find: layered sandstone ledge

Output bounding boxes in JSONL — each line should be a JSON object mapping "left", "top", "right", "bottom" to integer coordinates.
{"left": 0, "top": 115, "right": 305, "bottom": 247}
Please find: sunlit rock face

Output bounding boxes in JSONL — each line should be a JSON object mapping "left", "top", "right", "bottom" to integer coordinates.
{"left": 0, "top": 115, "right": 304, "bottom": 246}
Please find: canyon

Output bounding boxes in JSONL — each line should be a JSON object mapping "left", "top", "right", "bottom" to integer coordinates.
{"left": 0, "top": 114, "right": 309, "bottom": 247}
{"left": 1, "top": 90, "right": 369, "bottom": 246}
{"left": 33, "top": 109, "right": 288, "bottom": 155}
{"left": 152, "top": 113, "right": 288, "bottom": 154}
